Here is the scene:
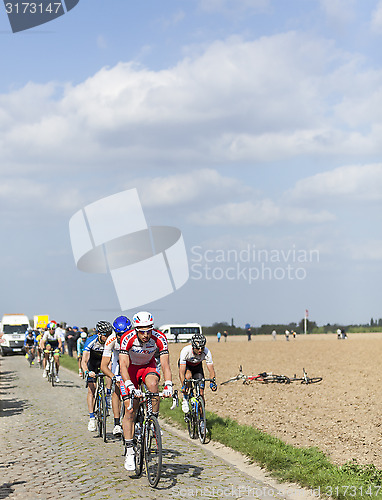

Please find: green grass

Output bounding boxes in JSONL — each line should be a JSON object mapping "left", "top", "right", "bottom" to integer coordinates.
{"left": 160, "top": 399, "right": 382, "bottom": 499}
{"left": 59, "top": 353, "right": 80, "bottom": 372}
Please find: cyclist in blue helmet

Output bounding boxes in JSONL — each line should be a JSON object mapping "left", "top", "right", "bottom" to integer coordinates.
{"left": 101, "top": 315, "right": 132, "bottom": 436}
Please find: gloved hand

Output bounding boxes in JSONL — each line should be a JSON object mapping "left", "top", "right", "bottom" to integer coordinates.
{"left": 163, "top": 381, "right": 173, "bottom": 397}
{"left": 132, "top": 388, "right": 142, "bottom": 398}
{"left": 124, "top": 380, "right": 136, "bottom": 396}
{"left": 210, "top": 377, "right": 217, "bottom": 391}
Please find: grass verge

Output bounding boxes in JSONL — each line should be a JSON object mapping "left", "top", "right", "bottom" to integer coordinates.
{"left": 59, "top": 353, "right": 80, "bottom": 372}
{"left": 160, "top": 398, "right": 382, "bottom": 500}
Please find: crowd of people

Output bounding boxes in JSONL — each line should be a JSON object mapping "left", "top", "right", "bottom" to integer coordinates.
{"left": 24, "top": 312, "right": 217, "bottom": 473}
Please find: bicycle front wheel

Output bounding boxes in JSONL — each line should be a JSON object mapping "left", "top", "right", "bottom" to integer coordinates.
{"left": 220, "top": 376, "right": 241, "bottom": 385}
{"left": 187, "top": 406, "right": 196, "bottom": 439}
{"left": 144, "top": 415, "right": 162, "bottom": 488}
{"left": 50, "top": 361, "right": 55, "bottom": 387}
{"left": 196, "top": 397, "right": 207, "bottom": 444}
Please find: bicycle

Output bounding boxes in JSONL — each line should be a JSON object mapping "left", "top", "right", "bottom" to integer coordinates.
{"left": 44, "top": 349, "right": 60, "bottom": 386}
{"left": 128, "top": 387, "right": 178, "bottom": 488}
{"left": 290, "top": 368, "right": 322, "bottom": 384}
{"left": 183, "top": 378, "right": 216, "bottom": 444}
{"left": 87, "top": 373, "right": 108, "bottom": 442}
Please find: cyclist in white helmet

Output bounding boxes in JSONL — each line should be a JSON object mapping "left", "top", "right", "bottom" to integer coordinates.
{"left": 119, "top": 311, "right": 173, "bottom": 472}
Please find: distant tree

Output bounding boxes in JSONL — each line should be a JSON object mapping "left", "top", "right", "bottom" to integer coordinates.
{"left": 370, "top": 317, "right": 375, "bottom": 326}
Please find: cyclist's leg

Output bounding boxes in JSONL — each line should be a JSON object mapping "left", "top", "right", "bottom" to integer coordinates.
{"left": 121, "top": 365, "right": 140, "bottom": 442}
{"left": 144, "top": 370, "right": 160, "bottom": 413}
{"left": 190, "top": 364, "right": 205, "bottom": 400}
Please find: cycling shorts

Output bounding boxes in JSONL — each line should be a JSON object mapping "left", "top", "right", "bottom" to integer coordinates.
{"left": 178, "top": 359, "right": 204, "bottom": 379}
{"left": 25, "top": 342, "right": 35, "bottom": 347}
{"left": 87, "top": 358, "right": 101, "bottom": 381}
{"left": 128, "top": 359, "right": 160, "bottom": 389}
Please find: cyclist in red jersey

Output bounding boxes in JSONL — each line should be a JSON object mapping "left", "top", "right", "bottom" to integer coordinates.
{"left": 119, "top": 311, "right": 173, "bottom": 471}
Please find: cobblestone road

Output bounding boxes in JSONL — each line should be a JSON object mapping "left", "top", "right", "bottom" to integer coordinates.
{"left": 0, "top": 356, "right": 315, "bottom": 500}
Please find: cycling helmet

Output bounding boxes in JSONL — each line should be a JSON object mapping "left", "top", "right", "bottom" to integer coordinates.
{"left": 133, "top": 311, "right": 154, "bottom": 329}
{"left": 113, "top": 315, "right": 132, "bottom": 334}
{"left": 95, "top": 321, "right": 113, "bottom": 335}
{"left": 47, "top": 321, "right": 57, "bottom": 330}
{"left": 80, "top": 332, "right": 87, "bottom": 339}
{"left": 191, "top": 333, "right": 206, "bottom": 350}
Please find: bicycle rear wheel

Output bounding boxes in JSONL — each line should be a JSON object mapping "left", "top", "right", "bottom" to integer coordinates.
{"left": 306, "top": 377, "right": 323, "bottom": 384}
{"left": 196, "top": 397, "right": 207, "bottom": 444}
{"left": 95, "top": 393, "right": 103, "bottom": 438}
{"left": 144, "top": 415, "right": 162, "bottom": 488}
{"left": 133, "top": 405, "right": 144, "bottom": 477}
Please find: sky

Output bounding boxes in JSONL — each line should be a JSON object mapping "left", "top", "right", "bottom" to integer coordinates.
{"left": 1, "top": 0, "right": 382, "bottom": 329}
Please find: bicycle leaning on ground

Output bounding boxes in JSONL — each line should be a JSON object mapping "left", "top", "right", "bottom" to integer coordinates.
{"left": 86, "top": 373, "right": 108, "bottom": 442}
{"left": 183, "top": 377, "right": 216, "bottom": 444}
{"left": 290, "top": 368, "right": 322, "bottom": 384}
{"left": 128, "top": 387, "right": 178, "bottom": 488}
{"left": 220, "top": 366, "right": 290, "bottom": 385}
{"left": 44, "top": 349, "right": 60, "bottom": 386}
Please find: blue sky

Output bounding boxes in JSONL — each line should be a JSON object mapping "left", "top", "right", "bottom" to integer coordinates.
{"left": 2, "top": 0, "right": 382, "bottom": 329}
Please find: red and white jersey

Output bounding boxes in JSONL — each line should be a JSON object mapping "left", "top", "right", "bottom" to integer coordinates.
{"left": 179, "top": 344, "right": 213, "bottom": 366}
{"left": 119, "top": 329, "right": 168, "bottom": 366}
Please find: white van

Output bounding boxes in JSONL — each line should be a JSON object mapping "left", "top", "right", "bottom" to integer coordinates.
{"left": 0, "top": 314, "right": 30, "bottom": 355}
{"left": 159, "top": 323, "right": 202, "bottom": 343}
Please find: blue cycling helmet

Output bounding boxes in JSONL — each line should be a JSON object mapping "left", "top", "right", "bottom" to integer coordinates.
{"left": 113, "top": 315, "right": 132, "bottom": 335}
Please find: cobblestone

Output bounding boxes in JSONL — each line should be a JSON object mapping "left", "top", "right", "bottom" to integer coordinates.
{"left": 1, "top": 356, "right": 313, "bottom": 500}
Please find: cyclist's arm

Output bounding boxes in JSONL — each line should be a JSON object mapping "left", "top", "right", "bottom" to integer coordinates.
{"left": 57, "top": 336, "right": 62, "bottom": 349}
{"left": 81, "top": 350, "right": 90, "bottom": 374}
{"left": 179, "top": 362, "right": 187, "bottom": 386}
{"left": 119, "top": 352, "right": 131, "bottom": 383}
{"left": 159, "top": 352, "right": 172, "bottom": 383}
{"left": 206, "top": 362, "right": 216, "bottom": 380}
{"left": 100, "top": 354, "right": 114, "bottom": 379}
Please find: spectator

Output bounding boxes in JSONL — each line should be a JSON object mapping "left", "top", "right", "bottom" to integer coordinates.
{"left": 272, "top": 329, "right": 277, "bottom": 341}
{"left": 56, "top": 323, "right": 66, "bottom": 354}
{"left": 223, "top": 330, "right": 228, "bottom": 342}
{"left": 285, "top": 329, "right": 290, "bottom": 341}
{"left": 217, "top": 331, "right": 221, "bottom": 342}
{"left": 66, "top": 326, "right": 79, "bottom": 357}
{"left": 247, "top": 328, "right": 251, "bottom": 341}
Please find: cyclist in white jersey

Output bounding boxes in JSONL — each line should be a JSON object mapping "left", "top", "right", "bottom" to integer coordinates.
{"left": 101, "top": 315, "right": 132, "bottom": 436}
{"left": 40, "top": 322, "right": 62, "bottom": 383}
{"left": 178, "top": 333, "right": 217, "bottom": 413}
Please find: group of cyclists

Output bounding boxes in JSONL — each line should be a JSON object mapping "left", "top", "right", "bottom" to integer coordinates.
{"left": 24, "top": 311, "right": 218, "bottom": 473}
{"left": 79, "top": 311, "right": 218, "bottom": 472}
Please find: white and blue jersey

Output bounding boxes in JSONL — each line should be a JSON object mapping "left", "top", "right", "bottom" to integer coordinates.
{"left": 84, "top": 334, "right": 105, "bottom": 373}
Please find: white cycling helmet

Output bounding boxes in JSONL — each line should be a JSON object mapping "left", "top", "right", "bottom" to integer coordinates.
{"left": 133, "top": 311, "right": 154, "bottom": 329}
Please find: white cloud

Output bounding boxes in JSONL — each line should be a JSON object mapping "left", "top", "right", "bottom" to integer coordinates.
{"left": 136, "top": 169, "right": 252, "bottom": 208}
{"left": 289, "top": 164, "right": 382, "bottom": 202}
{"left": 189, "top": 199, "right": 334, "bottom": 226}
